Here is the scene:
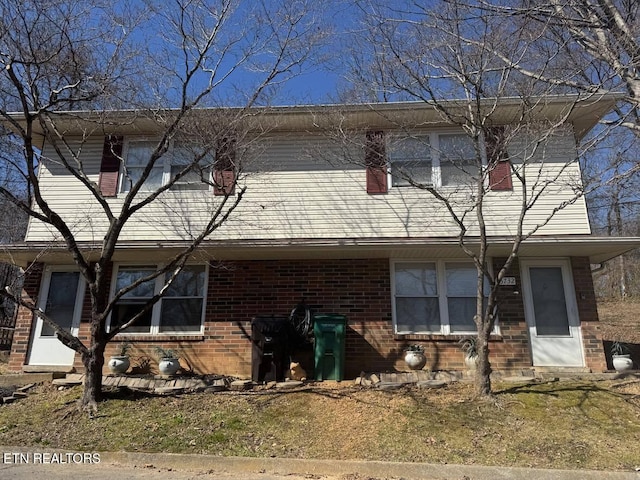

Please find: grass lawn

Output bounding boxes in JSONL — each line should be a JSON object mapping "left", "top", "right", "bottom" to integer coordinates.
{"left": 0, "top": 378, "right": 638, "bottom": 472}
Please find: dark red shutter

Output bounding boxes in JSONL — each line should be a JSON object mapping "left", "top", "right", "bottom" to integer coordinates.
{"left": 365, "top": 131, "right": 387, "bottom": 194}
{"left": 98, "top": 135, "right": 123, "bottom": 197}
{"left": 486, "top": 127, "right": 513, "bottom": 191}
{"left": 214, "top": 137, "right": 236, "bottom": 196}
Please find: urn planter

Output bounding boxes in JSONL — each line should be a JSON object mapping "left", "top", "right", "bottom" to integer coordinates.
{"left": 612, "top": 354, "right": 633, "bottom": 372}
{"left": 404, "top": 350, "right": 427, "bottom": 370}
{"left": 107, "top": 355, "right": 130, "bottom": 374}
{"left": 158, "top": 358, "right": 181, "bottom": 376}
{"left": 154, "top": 346, "right": 181, "bottom": 376}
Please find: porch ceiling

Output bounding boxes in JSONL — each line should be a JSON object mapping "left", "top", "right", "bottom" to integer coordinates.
{"left": 2, "top": 235, "right": 638, "bottom": 267}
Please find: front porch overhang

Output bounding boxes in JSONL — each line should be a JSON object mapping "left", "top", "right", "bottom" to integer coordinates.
{"left": 2, "top": 235, "right": 639, "bottom": 267}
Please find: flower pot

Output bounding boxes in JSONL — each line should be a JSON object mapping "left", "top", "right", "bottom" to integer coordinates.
{"left": 108, "top": 355, "right": 130, "bottom": 374}
{"left": 612, "top": 354, "right": 633, "bottom": 372}
{"left": 158, "top": 358, "right": 180, "bottom": 376}
{"left": 404, "top": 351, "right": 426, "bottom": 370}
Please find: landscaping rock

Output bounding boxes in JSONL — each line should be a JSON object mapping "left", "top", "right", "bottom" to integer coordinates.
{"left": 52, "top": 378, "right": 82, "bottom": 386}
{"left": 276, "top": 381, "right": 303, "bottom": 389}
{"left": 376, "top": 382, "right": 405, "bottom": 391}
{"left": 417, "top": 380, "right": 447, "bottom": 389}
{"left": 230, "top": 380, "right": 252, "bottom": 391}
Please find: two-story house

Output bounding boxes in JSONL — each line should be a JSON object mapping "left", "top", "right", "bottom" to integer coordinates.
{"left": 6, "top": 96, "right": 639, "bottom": 378}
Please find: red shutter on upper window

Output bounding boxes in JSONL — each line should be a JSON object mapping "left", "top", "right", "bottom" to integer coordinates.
{"left": 214, "top": 137, "right": 236, "bottom": 196}
{"left": 486, "top": 127, "right": 513, "bottom": 191}
{"left": 365, "top": 131, "right": 387, "bottom": 194}
{"left": 98, "top": 135, "right": 123, "bottom": 197}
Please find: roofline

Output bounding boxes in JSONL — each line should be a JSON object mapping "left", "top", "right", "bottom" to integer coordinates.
{"left": 3, "top": 92, "right": 623, "bottom": 140}
{"left": 2, "top": 234, "right": 638, "bottom": 266}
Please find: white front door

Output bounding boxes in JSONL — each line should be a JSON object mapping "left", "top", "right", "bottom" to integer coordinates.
{"left": 28, "top": 268, "right": 85, "bottom": 366}
{"left": 521, "top": 259, "right": 584, "bottom": 367}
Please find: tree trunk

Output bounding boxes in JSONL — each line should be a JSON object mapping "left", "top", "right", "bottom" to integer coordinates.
{"left": 79, "top": 342, "right": 106, "bottom": 414}
{"left": 474, "top": 330, "right": 492, "bottom": 396}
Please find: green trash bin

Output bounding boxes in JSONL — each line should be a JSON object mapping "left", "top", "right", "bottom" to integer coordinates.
{"left": 314, "top": 314, "right": 346, "bottom": 381}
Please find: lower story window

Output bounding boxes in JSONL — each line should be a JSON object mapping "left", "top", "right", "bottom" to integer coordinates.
{"left": 111, "top": 265, "right": 206, "bottom": 334}
{"left": 393, "top": 260, "right": 489, "bottom": 334}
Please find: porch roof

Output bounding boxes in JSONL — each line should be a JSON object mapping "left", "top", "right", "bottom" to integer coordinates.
{"left": 1, "top": 235, "right": 638, "bottom": 267}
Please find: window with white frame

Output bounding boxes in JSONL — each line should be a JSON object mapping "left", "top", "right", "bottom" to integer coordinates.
{"left": 120, "top": 140, "right": 213, "bottom": 192}
{"left": 392, "top": 261, "right": 489, "bottom": 334}
{"left": 111, "top": 265, "right": 207, "bottom": 334}
{"left": 388, "top": 132, "right": 479, "bottom": 188}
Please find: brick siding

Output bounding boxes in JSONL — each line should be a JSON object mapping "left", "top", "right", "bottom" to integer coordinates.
{"left": 8, "top": 262, "right": 43, "bottom": 371}
{"left": 9, "top": 256, "right": 607, "bottom": 377}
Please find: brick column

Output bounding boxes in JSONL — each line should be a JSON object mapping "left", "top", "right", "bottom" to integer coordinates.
{"left": 8, "top": 262, "right": 44, "bottom": 372}
{"left": 571, "top": 256, "right": 607, "bottom": 372}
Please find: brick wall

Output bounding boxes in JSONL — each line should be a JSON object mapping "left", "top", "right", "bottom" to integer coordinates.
{"left": 11, "top": 255, "right": 607, "bottom": 377}
{"left": 8, "top": 262, "right": 43, "bottom": 371}
{"left": 101, "top": 258, "right": 535, "bottom": 378}
{"left": 571, "top": 256, "right": 607, "bottom": 371}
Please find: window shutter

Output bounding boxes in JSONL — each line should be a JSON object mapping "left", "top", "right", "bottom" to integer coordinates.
{"left": 98, "top": 135, "right": 123, "bottom": 197}
{"left": 365, "top": 131, "right": 387, "bottom": 194}
{"left": 486, "top": 127, "right": 513, "bottom": 191}
{"left": 214, "top": 137, "right": 236, "bottom": 196}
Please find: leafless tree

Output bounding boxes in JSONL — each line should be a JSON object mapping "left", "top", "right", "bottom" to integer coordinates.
{"left": 0, "top": 0, "right": 329, "bottom": 412}
{"left": 476, "top": 0, "right": 639, "bottom": 134}
{"left": 342, "top": 0, "right": 611, "bottom": 396}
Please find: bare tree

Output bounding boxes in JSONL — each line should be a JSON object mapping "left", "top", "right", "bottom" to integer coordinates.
{"left": 476, "top": 0, "right": 639, "bottom": 135}
{"left": 343, "top": 0, "right": 612, "bottom": 396}
{"left": 0, "top": 0, "right": 328, "bottom": 412}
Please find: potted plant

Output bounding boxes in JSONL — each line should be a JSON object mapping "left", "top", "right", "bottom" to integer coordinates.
{"left": 403, "top": 344, "right": 427, "bottom": 370}
{"left": 458, "top": 337, "right": 478, "bottom": 369}
{"left": 611, "top": 341, "right": 633, "bottom": 372}
{"left": 107, "top": 342, "right": 131, "bottom": 374}
{"left": 154, "top": 346, "right": 181, "bottom": 376}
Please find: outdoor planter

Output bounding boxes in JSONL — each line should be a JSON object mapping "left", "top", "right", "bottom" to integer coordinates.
{"left": 158, "top": 358, "right": 180, "bottom": 375}
{"left": 612, "top": 354, "right": 633, "bottom": 372}
{"left": 459, "top": 337, "right": 478, "bottom": 370}
{"left": 107, "top": 342, "right": 131, "bottom": 374}
{"left": 404, "top": 346, "right": 426, "bottom": 370}
{"left": 611, "top": 342, "right": 634, "bottom": 372}
{"left": 107, "top": 355, "right": 130, "bottom": 374}
{"left": 155, "top": 347, "right": 180, "bottom": 376}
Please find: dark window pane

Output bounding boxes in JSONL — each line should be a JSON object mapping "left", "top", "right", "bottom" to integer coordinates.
{"left": 448, "top": 297, "right": 477, "bottom": 333}
{"left": 530, "top": 267, "right": 570, "bottom": 336}
{"left": 165, "top": 266, "right": 206, "bottom": 297}
{"left": 396, "top": 297, "right": 441, "bottom": 333}
{"left": 41, "top": 272, "right": 80, "bottom": 336}
{"left": 159, "top": 298, "right": 203, "bottom": 332}
{"left": 112, "top": 302, "right": 152, "bottom": 333}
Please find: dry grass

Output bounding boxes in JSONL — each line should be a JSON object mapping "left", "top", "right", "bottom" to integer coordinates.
{"left": 597, "top": 297, "right": 640, "bottom": 343}
{"left": 0, "top": 379, "right": 639, "bottom": 472}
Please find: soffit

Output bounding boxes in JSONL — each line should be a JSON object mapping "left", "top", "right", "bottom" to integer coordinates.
{"left": 2, "top": 235, "right": 638, "bottom": 267}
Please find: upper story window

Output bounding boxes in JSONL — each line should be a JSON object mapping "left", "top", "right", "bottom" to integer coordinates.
{"left": 388, "top": 136, "right": 431, "bottom": 187}
{"left": 439, "top": 134, "right": 476, "bottom": 186}
{"left": 120, "top": 140, "right": 213, "bottom": 193}
{"left": 110, "top": 264, "right": 207, "bottom": 335}
{"left": 392, "top": 260, "right": 491, "bottom": 335}
{"left": 388, "top": 132, "right": 478, "bottom": 188}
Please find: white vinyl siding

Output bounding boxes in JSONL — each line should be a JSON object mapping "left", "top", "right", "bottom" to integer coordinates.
{"left": 25, "top": 131, "right": 591, "bottom": 242}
